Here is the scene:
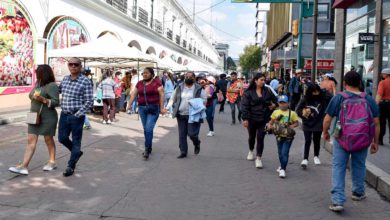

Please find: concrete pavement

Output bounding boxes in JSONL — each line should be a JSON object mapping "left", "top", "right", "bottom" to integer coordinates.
{"left": 0, "top": 110, "right": 389, "bottom": 220}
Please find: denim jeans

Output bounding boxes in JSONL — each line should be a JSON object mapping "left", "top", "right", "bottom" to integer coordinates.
{"left": 132, "top": 98, "right": 138, "bottom": 112}
{"left": 177, "top": 114, "right": 201, "bottom": 155}
{"left": 58, "top": 112, "right": 85, "bottom": 169}
{"left": 229, "top": 98, "right": 242, "bottom": 123}
{"left": 84, "top": 116, "right": 91, "bottom": 127}
{"left": 164, "top": 94, "right": 173, "bottom": 114}
{"left": 206, "top": 99, "right": 217, "bottom": 131}
{"left": 138, "top": 105, "right": 160, "bottom": 152}
{"left": 277, "top": 138, "right": 293, "bottom": 170}
{"left": 331, "top": 139, "right": 368, "bottom": 205}
{"left": 119, "top": 93, "right": 127, "bottom": 110}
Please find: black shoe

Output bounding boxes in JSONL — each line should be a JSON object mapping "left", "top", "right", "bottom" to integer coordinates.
{"left": 351, "top": 192, "right": 367, "bottom": 201}
{"left": 143, "top": 151, "right": 149, "bottom": 160}
{"left": 63, "top": 167, "right": 74, "bottom": 177}
{"left": 147, "top": 148, "right": 152, "bottom": 154}
{"left": 194, "top": 145, "right": 200, "bottom": 155}
{"left": 75, "top": 151, "right": 84, "bottom": 164}
{"left": 177, "top": 154, "right": 187, "bottom": 159}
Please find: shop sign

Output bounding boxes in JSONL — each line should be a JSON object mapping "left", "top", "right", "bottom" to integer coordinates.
{"left": 304, "top": 59, "right": 334, "bottom": 70}
{"left": 47, "top": 17, "right": 89, "bottom": 82}
{"left": 0, "top": 0, "right": 35, "bottom": 95}
{"left": 358, "top": 33, "right": 375, "bottom": 44}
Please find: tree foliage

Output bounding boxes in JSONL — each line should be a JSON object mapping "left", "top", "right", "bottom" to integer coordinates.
{"left": 239, "top": 45, "right": 261, "bottom": 73}
{"left": 226, "top": 56, "right": 236, "bottom": 71}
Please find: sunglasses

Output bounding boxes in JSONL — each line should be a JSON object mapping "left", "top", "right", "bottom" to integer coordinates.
{"left": 68, "top": 63, "right": 80, "bottom": 67}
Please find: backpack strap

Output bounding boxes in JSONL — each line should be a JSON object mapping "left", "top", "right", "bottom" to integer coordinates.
{"left": 359, "top": 92, "right": 367, "bottom": 98}
{"left": 288, "top": 109, "right": 291, "bottom": 125}
{"left": 338, "top": 91, "right": 349, "bottom": 99}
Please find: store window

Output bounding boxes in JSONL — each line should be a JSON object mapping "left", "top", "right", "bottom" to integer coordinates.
{"left": 383, "top": 20, "right": 390, "bottom": 69}
{"left": 318, "top": 4, "right": 329, "bottom": 20}
{"left": 344, "top": 4, "right": 376, "bottom": 79}
{"left": 0, "top": 0, "right": 35, "bottom": 95}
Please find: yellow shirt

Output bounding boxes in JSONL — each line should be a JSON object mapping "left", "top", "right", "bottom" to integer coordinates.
{"left": 271, "top": 109, "right": 299, "bottom": 124}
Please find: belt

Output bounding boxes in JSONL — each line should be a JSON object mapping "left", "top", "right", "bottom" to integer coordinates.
{"left": 62, "top": 110, "right": 78, "bottom": 115}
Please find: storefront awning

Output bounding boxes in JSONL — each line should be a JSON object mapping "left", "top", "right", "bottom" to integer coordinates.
{"left": 333, "top": 0, "right": 358, "bottom": 9}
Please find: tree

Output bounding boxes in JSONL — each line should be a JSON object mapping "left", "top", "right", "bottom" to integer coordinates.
{"left": 239, "top": 45, "right": 261, "bottom": 76}
{"left": 226, "top": 56, "right": 237, "bottom": 71}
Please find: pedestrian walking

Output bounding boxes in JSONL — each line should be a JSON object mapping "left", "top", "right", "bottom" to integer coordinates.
{"left": 323, "top": 71, "right": 379, "bottom": 212}
{"left": 268, "top": 95, "right": 299, "bottom": 178}
{"left": 58, "top": 58, "right": 93, "bottom": 177}
{"left": 166, "top": 72, "right": 207, "bottom": 159}
{"left": 204, "top": 76, "right": 218, "bottom": 137}
{"left": 9, "top": 65, "right": 59, "bottom": 175}
{"left": 120, "top": 71, "right": 132, "bottom": 112}
{"left": 375, "top": 68, "right": 390, "bottom": 145}
{"left": 164, "top": 71, "right": 175, "bottom": 117}
{"left": 216, "top": 73, "right": 228, "bottom": 113}
{"left": 129, "top": 69, "right": 142, "bottom": 114}
{"left": 98, "top": 70, "right": 117, "bottom": 124}
{"left": 114, "top": 71, "right": 123, "bottom": 114}
{"left": 227, "top": 72, "right": 243, "bottom": 125}
{"left": 320, "top": 73, "right": 337, "bottom": 96}
{"left": 241, "top": 73, "right": 277, "bottom": 168}
{"left": 270, "top": 77, "right": 279, "bottom": 91}
{"left": 296, "top": 83, "right": 331, "bottom": 168}
{"left": 288, "top": 69, "right": 303, "bottom": 110}
{"left": 127, "top": 67, "right": 166, "bottom": 159}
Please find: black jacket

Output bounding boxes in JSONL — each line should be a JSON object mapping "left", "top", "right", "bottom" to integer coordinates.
{"left": 296, "top": 90, "right": 332, "bottom": 131}
{"left": 241, "top": 87, "right": 277, "bottom": 122}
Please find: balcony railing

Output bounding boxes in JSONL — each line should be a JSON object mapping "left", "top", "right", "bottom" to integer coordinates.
{"left": 154, "top": 20, "right": 162, "bottom": 34}
{"left": 106, "top": 0, "right": 127, "bottom": 14}
{"left": 167, "top": 29, "right": 173, "bottom": 40}
{"left": 138, "top": 7, "right": 148, "bottom": 26}
{"left": 175, "top": 35, "right": 181, "bottom": 45}
{"left": 183, "top": 40, "right": 187, "bottom": 48}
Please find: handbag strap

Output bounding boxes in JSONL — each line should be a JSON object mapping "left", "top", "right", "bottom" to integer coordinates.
{"left": 38, "top": 104, "right": 44, "bottom": 115}
{"left": 143, "top": 81, "right": 149, "bottom": 106}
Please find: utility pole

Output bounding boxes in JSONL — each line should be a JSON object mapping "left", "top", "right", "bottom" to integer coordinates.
{"left": 297, "top": 1, "right": 304, "bottom": 70}
{"left": 311, "top": 0, "right": 318, "bottom": 81}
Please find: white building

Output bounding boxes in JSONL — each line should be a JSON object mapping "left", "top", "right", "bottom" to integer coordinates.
{"left": 0, "top": 0, "right": 222, "bottom": 108}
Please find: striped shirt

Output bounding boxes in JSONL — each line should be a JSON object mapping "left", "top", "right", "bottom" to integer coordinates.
{"left": 59, "top": 74, "right": 93, "bottom": 117}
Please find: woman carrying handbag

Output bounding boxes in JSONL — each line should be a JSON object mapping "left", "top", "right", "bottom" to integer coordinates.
{"left": 9, "top": 65, "right": 60, "bottom": 175}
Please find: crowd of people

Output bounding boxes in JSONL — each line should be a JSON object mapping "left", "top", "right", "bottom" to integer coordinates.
{"left": 8, "top": 57, "right": 390, "bottom": 213}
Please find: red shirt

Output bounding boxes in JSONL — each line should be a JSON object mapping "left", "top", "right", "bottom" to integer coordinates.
{"left": 136, "top": 79, "right": 162, "bottom": 106}
{"left": 378, "top": 77, "right": 390, "bottom": 100}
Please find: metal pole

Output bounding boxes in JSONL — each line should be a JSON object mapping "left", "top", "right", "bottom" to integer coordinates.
{"left": 311, "top": 0, "right": 318, "bottom": 81}
{"left": 283, "top": 49, "right": 287, "bottom": 78}
{"left": 297, "top": 1, "right": 304, "bottom": 69}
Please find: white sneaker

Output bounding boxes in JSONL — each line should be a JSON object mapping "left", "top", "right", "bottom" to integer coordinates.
{"left": 276, "top": 167, "right": 281, "bottom": 173}
{"left": 314, "top": 156, "right": 321, "bottom": 165}
{"left": 103, "top": 120, "right": 107, "bottom": 124}
{"left": 255, "top": 157, "right": 263, "bottom": 169}
{"left": 247, "top": 151, "right": 255, "bottom": 161}
{"left": 43, "top": 161, "right": 57, "bottom": 171}
{"left": 9, "top": 165, "right": 29, "bottom": 175}
{"left": 279, "top": 169, "right": 286, "bottom": 178}
{"left": 301, "top": 159, "right": 308, "bottom": 169}
{"left": 107, "top": 120, "right": 112, "bottom": 124}
{"left": 207, "top": 131, "right": 215, "bottom": 137}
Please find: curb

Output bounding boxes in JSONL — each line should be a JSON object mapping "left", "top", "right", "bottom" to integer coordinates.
{"left": 322, "top": 139, "right": 390, "bottom": 200}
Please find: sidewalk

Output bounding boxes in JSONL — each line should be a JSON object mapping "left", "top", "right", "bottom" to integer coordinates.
{"left": 0, "top": 108, "right": 389, "bottom": 219}
{"left": 0, "top": 105, "right": 29, "bottom": 125}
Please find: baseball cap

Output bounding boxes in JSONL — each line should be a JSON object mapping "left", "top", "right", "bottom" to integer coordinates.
{"left": 296, "top": 69, "right": 304, "bottom": 73}
{"left": 381, "top": 68, "right": 390, "bottom": 75}
{"left": 278, "top": 95, "right": 289, "bottom": 103}
{"left": 324, "top": 73, "right": 333, "bottom": 78}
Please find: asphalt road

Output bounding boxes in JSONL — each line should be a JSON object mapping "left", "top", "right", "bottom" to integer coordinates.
{"left": 0, "top": 109, "right": 389, "bottom": 220}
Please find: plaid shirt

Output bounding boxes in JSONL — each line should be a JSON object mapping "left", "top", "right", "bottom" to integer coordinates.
{"left": 59, "top": 74, "right": 93, "bottom": 117}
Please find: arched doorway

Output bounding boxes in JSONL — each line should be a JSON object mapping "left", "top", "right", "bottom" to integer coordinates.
{"left": 44, "top": 16, "right": 90, "bottom": 81}
{"left": 98, "top": 31, "right": 122, "bottom": 41}
{"left": 159, "top": 50, "right": 167, "bottom": 59}
{"left": 146, "top": 46, "right": 156, "bottom": 55}
{"left": 129, "top": 40, "right": 142, "bottom": 51}
{"left": 177, "top": 57, "right": 183, "bottom": 64}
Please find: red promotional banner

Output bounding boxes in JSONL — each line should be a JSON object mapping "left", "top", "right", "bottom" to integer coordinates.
{"left": 305, "top": 59, "right": 334, "bottom": 70}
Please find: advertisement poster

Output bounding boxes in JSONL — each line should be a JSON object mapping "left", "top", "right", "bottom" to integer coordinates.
{"left": 47, "top": 18, "right": 89, "bottom": 81}
{"left": 0, "top": 0, "right": 35, "bottom": 95}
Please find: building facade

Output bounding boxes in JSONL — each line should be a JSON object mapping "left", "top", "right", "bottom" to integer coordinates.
{"left": 0, "top": 0, "right": 221, "bottom": 108}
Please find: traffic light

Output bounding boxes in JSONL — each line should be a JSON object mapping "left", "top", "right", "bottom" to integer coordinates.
{"left": 292, "top": 20, "right": 299, "bottom": 37}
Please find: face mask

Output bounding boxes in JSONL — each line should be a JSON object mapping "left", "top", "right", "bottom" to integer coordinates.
{"left": 185, "top": 79, "right": 195, "bottom": 85}
{"left": 279, "top": 105, "right": 288, "bottom": 111}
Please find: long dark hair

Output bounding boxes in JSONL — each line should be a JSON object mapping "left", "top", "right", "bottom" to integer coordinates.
{"left": 144, "top": 67, "right": 155, "bottom": 76}
{"left": 304, "top": 82, "right": 323, "bottom": 101}
{"left": 36, "top": 64, "right": 55, "bottom": 86}
{"left": 247, "top": 73, "right": 266, "bottom": 91}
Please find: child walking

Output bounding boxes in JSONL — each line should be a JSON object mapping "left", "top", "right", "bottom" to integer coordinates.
{"left": 268, "top": 95, "right": 299, "bottom": 178}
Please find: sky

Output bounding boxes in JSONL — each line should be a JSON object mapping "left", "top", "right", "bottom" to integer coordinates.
{"left": 176, "top": 0, "right": 257, "bottom": 59}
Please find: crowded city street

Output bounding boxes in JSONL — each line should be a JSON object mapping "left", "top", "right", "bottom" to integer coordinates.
{"left": 0, "top": 109, "right": 389, "bottom": 220}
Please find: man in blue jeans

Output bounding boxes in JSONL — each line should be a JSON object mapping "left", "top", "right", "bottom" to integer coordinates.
{"left": 58, "top": 58, "right": 93, "bottom": 177}
{"left": 323, "top": 71, "right": 379, "bottom": 212}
